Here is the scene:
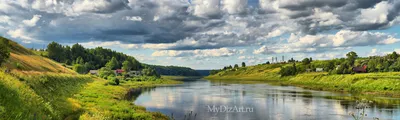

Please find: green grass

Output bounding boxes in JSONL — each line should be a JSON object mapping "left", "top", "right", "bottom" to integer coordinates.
{"left": 206, "top": 63, "right": 400, "bottom": 97}
{"left": 205, "top": 63, "right": 284, "bottom": 80}
{"left": 0, "top": 69, "right": 182, "bottom": 120}
{"left": 75, "top": 77, "right": 181, "bottom": 120}
{"left": 0, "top": 70, "right": 92, "bottom": 120}
{"left": 285, "top": 72, "right": 400, "bottom": 97}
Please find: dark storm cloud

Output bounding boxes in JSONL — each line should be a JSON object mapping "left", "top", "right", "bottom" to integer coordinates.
{"left": 101, "top": 29, "right": 149, "bottom": 35}
{"left": 280, "top": 0, "right": 348, "bottom": 11}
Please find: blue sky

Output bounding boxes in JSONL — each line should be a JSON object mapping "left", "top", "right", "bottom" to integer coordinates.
{"left": 1, "top": 0, "right": 400, "bottom": 69}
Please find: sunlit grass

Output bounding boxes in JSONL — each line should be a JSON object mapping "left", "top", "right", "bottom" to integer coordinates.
{"left": 206, "top": 63, "right": 400, "bottom": 97}
{"left": 4, "top": 53, "right": 76, "bottom": 74}
{"left": 75, "top": 77, "right": 180, "bottom": 120}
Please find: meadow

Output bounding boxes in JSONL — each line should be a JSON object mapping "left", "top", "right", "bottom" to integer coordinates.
{"left": 206, "top": 63, "right": 400, "bottom": 97}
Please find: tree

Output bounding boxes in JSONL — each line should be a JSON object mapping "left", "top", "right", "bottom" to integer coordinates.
{"left": 76, "top": 57, "right": 84, "bottom": 65}
{"left": 302, "top": 58, "right": 311, "bottom": 65}
{"left": 73, "top": 64, "right": 86, "bottom": 74}
{"left": 47, "top": 41, "right": 65, "bottom": 62}
{"left": 142, "top": 67, "right": 160, "bottom": 78}
{"left": 106, "top": 57, "right": 119, "bottom": 70}
{"left": 99, "top": 67, "right": 115, "bottom": 79}
{"left": 288, "top": 58, "right": 295, "bottom": 63}
{"left": 389, "top": 51, "right": 399, "bottom": 60}
{"left": 346, "top": 51, "right": 358, "bottom": 66}
{"left": 367, "top": 59, "right": 377, "bottom": 72}
{"left": 266, "top": 61, "right": 270, "bottom": 64}
{"left": 71, "top": 43, "right": 86, "bottom": 61}
{"left": 241, "top": 62, "right": 246, "bottom": 67}
{"left": 234, "top": 64, "right": 239, "bottom": 69}
{"left": 122, "top": 59, "right": 134, "bottom": 72}
{"left": 228, "top": 65, "right": 233, "bottom": 69}
{"left": 64, "top": 46, "right": 72, "bottom": 64}
{"left": 0, "top": 38, "right": 10, "bottom": 66}
{"left": 131, "top": 59, "right": 141, "bottom": 70}
{"left": 324, "top": 61, "right": 335, "bottom": 72}
{"left": 0, "top": 38, "right": 10, "bottom": 62}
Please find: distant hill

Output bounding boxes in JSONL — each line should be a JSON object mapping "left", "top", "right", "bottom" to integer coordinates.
{"left": 147, "top": 65, "right": 201, "bottom": 76}
{"left": 196, "top": 70, "right": 211, "bottom": 76}
{"left": 0, "top": 37, "right": 76, "bottom": 74}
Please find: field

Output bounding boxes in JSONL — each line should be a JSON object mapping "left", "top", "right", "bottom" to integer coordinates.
{"left": 206, "top": 63, "right": 400, "bottom": 97}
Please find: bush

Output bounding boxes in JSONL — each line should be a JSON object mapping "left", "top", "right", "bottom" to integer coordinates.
{"left": 73, "top": 64, "right": 87, "bottom": 74}
{"left": 99, "top": 67, "right": 115, "bottom": 79}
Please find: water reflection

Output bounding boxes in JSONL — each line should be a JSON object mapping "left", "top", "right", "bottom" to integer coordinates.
{"left": 133, "top": 79, "right": 400, "bottom": 120}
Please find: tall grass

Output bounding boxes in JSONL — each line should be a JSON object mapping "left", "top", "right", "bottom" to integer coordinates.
{"left": 4, "top": 53, "right": 76, "bottom": 74}
{"left": 0, "top": 70, "right": 92, "bottom": 119}
{"left": 75, "top": 77, "right": 179, "bottom": 119}
{"left": 206, "top": 63, "right": 400, "bottom": 97}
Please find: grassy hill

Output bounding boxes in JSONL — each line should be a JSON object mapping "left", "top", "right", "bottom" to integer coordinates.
{"left": 1, "top": 37, "right": 75, "bottom": 74}
{"left": 206, "top": 62, "right": 400, "bottom": 97}
{"left": 0, "top": 37, "right": 176, "bottom": 119}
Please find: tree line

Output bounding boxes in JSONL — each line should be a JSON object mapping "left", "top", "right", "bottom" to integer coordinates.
{"left": 210, "top": 62, "right": 246, "bottom": 75}
{"left": 46, "top": 41, "right": 201, "bottom": 76}
{"left": 279, "top": 51, "right": 400, "bottom": 76}
{"left": 0, "top": 37, "right": 10, "bottom": 67}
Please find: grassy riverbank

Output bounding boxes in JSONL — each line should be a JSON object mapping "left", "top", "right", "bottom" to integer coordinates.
{"left": 206, "top": 64, "right": 400, "bottom": 97}
{"left": 75, "top": 77, "right": 181, "bottom": 120}
{"left": 0, "top": 69, "right": 181, "bottom": 120}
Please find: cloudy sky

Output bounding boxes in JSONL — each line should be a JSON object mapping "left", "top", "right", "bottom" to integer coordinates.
{"left": 1, "top": 0, "right": 400, "bottom": 69}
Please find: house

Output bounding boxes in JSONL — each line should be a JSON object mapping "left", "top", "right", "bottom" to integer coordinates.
{"left": 353, "top": 65, "right": 367, "bottom": 73}
{"left": 124, "top": 71, "right": 142, "bottom": 78}
{"left": 89, "top": 70, "right": 98, "bottom": 75}
{"left": 336, "top": 65, "right": 341, "bottom": 70}
{"left": 316, "top": 68, "right": 323, "bottom": 72}
{"left": 114, "top": 69, "right": 125, "bottom": 75}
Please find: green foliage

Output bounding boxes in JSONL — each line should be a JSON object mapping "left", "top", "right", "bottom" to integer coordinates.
{"left": 279, "top": 63, "right": 297, "bottom": 76}
{"left": 147, "top": 65, "right": 200, "bottom": 76}
{"left": 105, "top": 57, "right": 119, "bottom": 70}
{"left": 47, "top": 42, "right": 65, "bottom": 62}
{"left": 122, "top": 59, "right": 134, "bottom": 72}
{"left": 73, "top": 64, "right": 86, "bottom": 74}
{"left": 46, "top": 42, "right": 138, "bottom": 70}
{"left": 0, "top": 37, "right": 10, "bottom": 66}
{"left": 234, "top": 64, "right": 239, "bottom": 69}
{"left": 241, "top": 62, "right": 246, "bottom": 67}
{"left": 346, "top": 51, "right": 358, "bottom": 66}
{"left": 75, "top": 56, "right": 84, "bottom": 65}
{"left": 99, "top": 67, "right": 115, "bottom": 79}
{"left": 302, "top": 58, "right": 311, "bottom": 65}
{"left": 142, "top": 67, "right": 160, "bottom": 78}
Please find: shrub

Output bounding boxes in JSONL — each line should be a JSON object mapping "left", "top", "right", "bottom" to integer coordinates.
{"left": 99, "top": 67, "right": 115, "bottom": 79}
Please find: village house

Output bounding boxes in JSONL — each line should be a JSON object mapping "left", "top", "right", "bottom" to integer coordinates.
{"left": 114, "top": 69, "right": 125, "bottom": 75}
{"left": 316, "top": 68, "right": 323, "bottom": 72}
{"left": 89, "top": 70, "right": 98, "bottom": 75}
{"left": 124, "top": 71, "right": 142, "bottom": 78}
{"left": 353, "top": 65, "right": 367, "bottom": 73}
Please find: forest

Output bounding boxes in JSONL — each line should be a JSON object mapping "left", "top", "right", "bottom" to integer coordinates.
{"left": 44, "top": 42, "right": 201, "bottom": 76}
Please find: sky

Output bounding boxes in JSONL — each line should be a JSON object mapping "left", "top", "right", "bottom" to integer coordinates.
{"left": 1, "top": 0, "right": 400, "bottom": 70}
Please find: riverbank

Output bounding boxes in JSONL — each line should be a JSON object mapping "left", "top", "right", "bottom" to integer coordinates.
{"left": 74, "top": 76, "right": 181, "bottom": 120}
{"left": 0, "top": 68, "right": 182, "bottom": 120}
{"left": 205, "top": 65, "right": 400, "bottom": 98}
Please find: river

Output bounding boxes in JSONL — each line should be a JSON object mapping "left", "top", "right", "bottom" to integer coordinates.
{"left": 132, "top": 79, "right": 400, "bottom": 120}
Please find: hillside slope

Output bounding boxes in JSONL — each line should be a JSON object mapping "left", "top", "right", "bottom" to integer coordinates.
{"left": 206, "top": 63, "right": 400, "bottom": 97}
{"left": 0, "top": 37, "right": 174, "bottom": 119}
{"left": 1, "top": 37, "right": 75, "bottom": 74}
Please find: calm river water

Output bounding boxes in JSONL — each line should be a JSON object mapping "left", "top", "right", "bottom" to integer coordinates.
{"left": 133, "top": 79, "right": 400, "bottom": 120}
